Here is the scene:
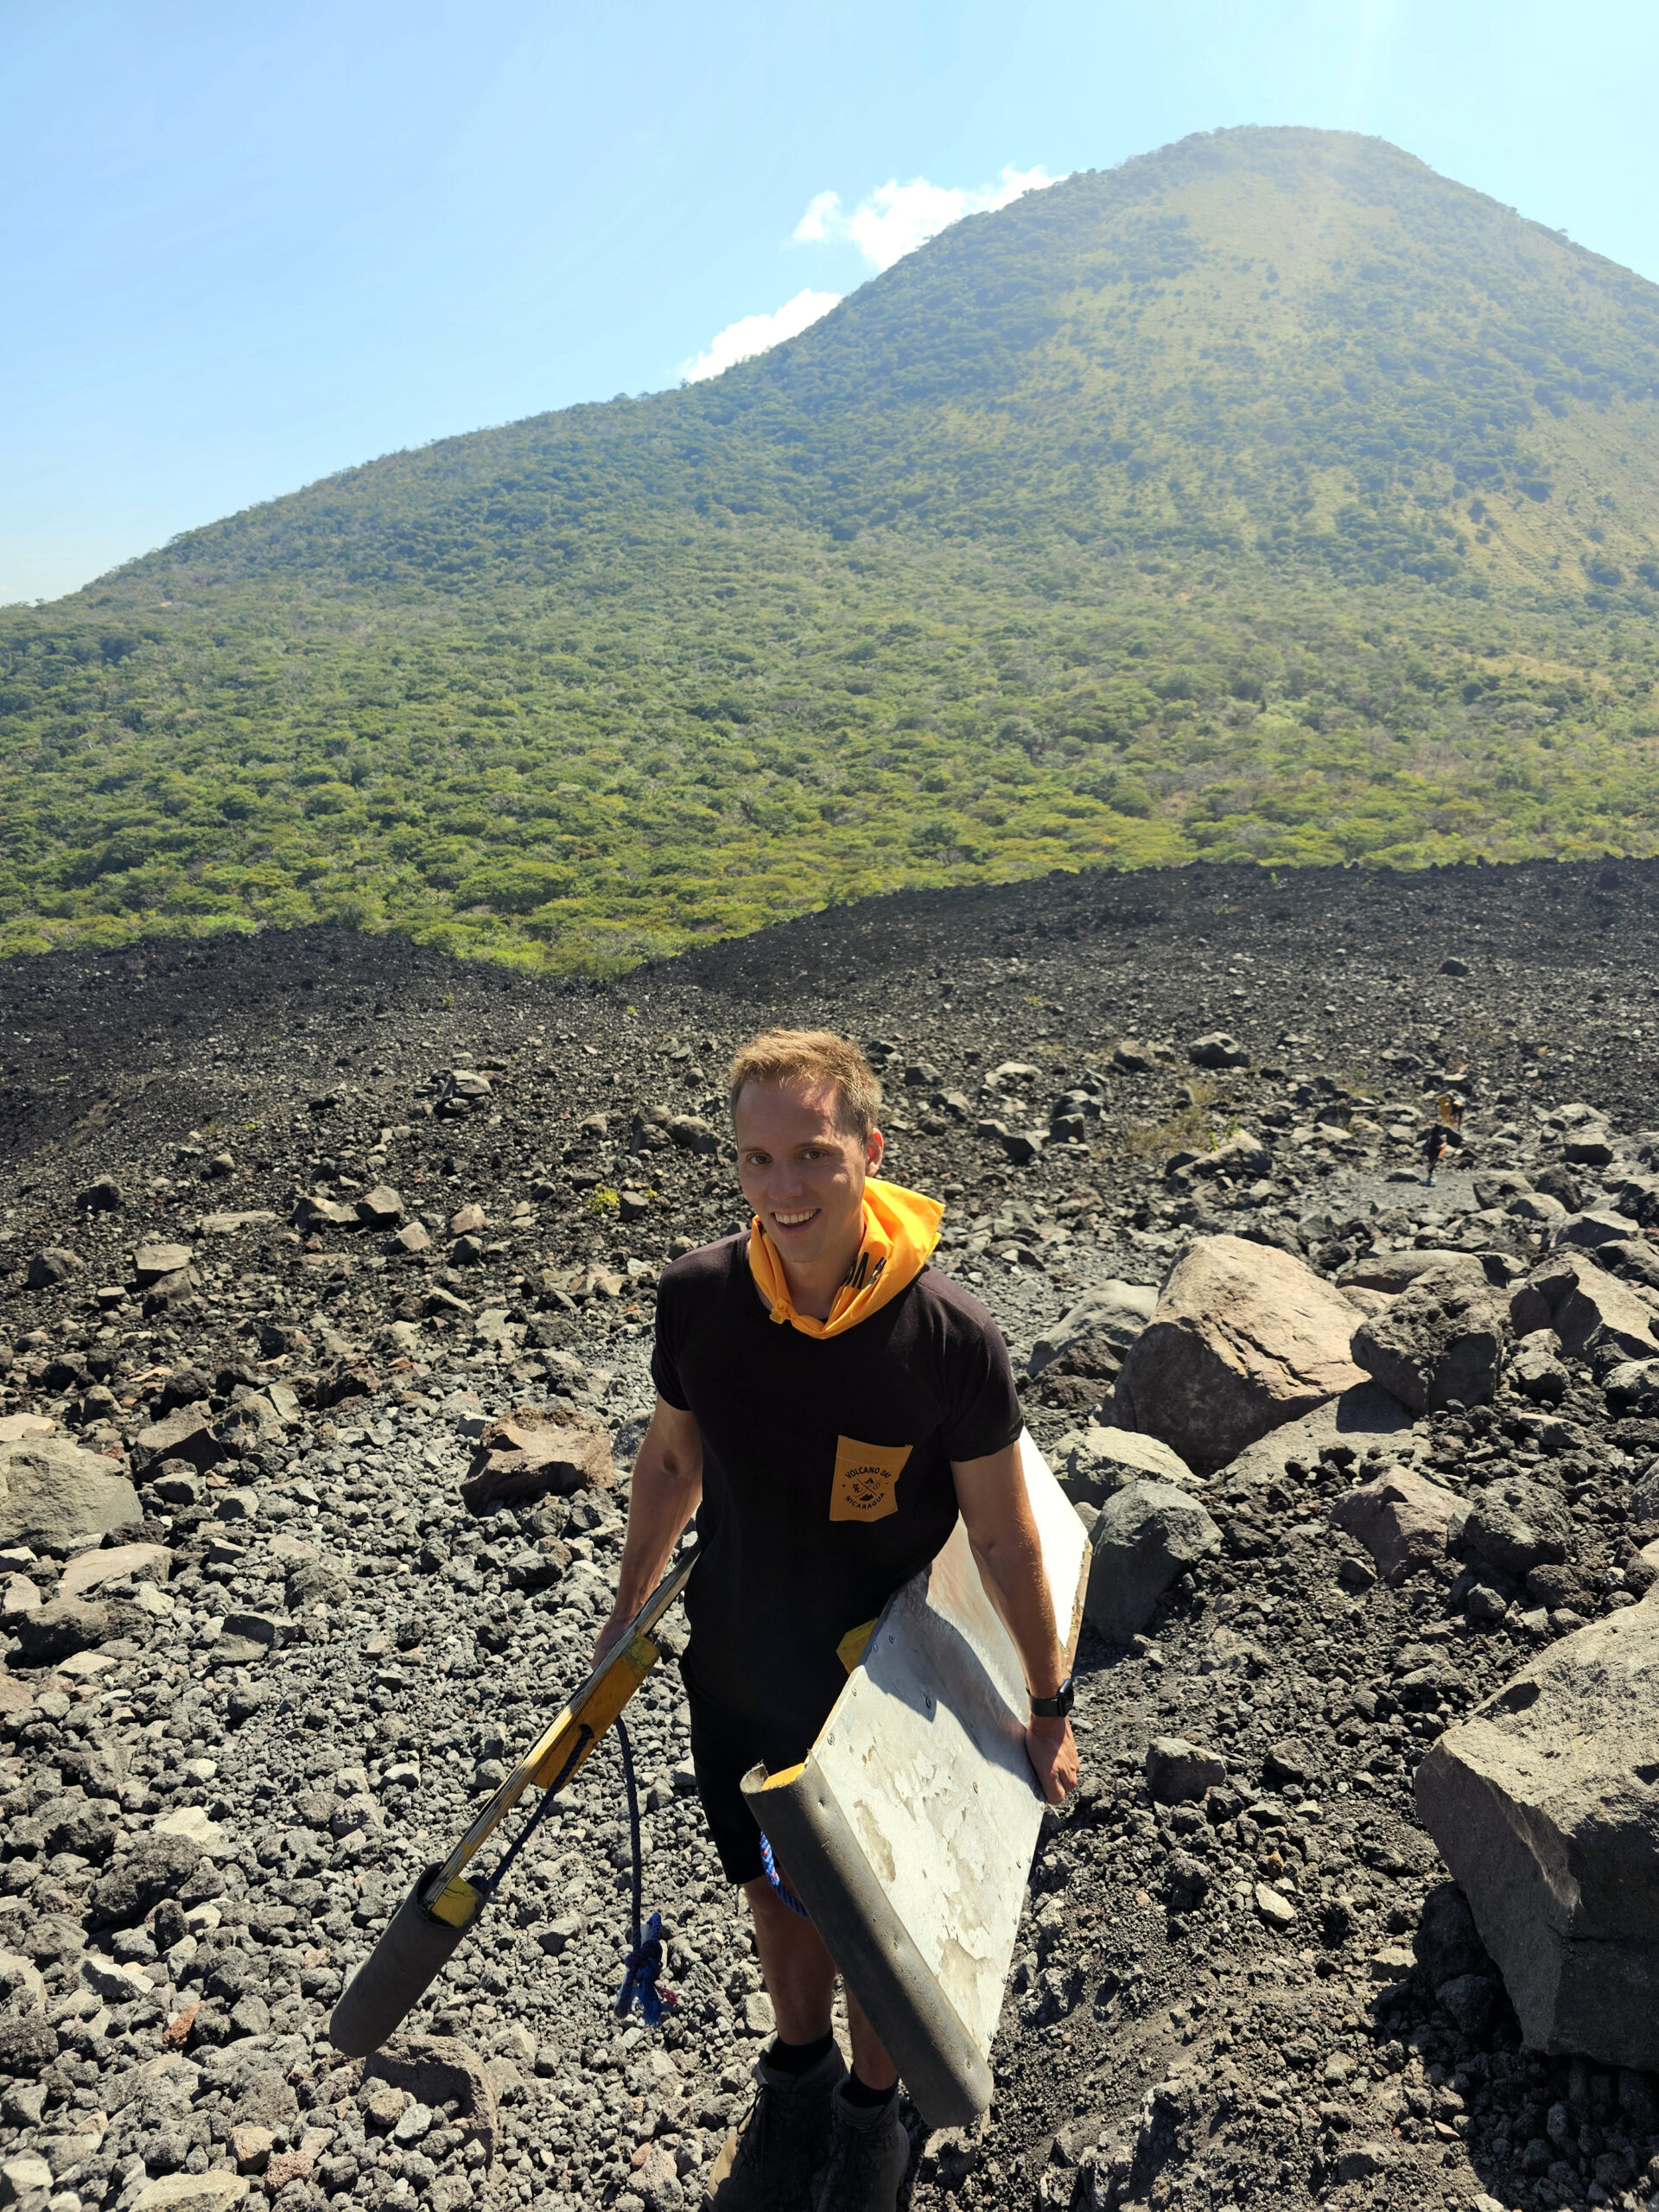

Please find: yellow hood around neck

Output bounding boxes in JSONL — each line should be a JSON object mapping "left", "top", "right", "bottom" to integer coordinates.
{"left": 747, "top": 1179, "right": 944, "bottom": 1340}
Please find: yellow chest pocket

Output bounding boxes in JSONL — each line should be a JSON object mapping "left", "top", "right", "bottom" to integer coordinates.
{"left": 830, "top": 1435, "right": 912, "bottom": 1524}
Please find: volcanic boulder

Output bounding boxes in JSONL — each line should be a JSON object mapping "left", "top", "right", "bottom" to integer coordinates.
{"left": 25, "top": 1249, "right": 80, "bottom": 1290}
{"left": 1462, "top": 1479, "right": 1571, "bottom": 1580}
{"left": 1348, "top": 1264, "right": 1509, "bottom": 1414}
{"left": 1059, "top": 1424, "right": 1195, "bottom": 1510}
{"left": 1027, "top": 1281, "right": 1157, "bottom": 1381}
{"left": 460, "top": 1406, "right": 614, "bottom": 1513}
{"left": 1414, "top": 1595, "right": 1659, "bottom": 2070}
{"left": 1113, "top": 1235, "right": 1369, "bottom": 1468}
{"left": 130, "top": 1406, "right": 225, "bottom": 1477}
{"left": 1330, "top": 1468, "right": 1462, "bottom": 1586}
{"left": 1081, "top": 1479, "right": 1220, "bottom": 1640}
{"left": 0, "top": 1434, "right": 141, "bottom": 1552}
{"left": 1512, "top": 1253, "right": 1659, "bottom": 1366}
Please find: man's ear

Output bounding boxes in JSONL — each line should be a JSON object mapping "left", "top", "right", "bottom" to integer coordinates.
{"left": 866, "top": 1127, "right": 884, "bottom": 1173}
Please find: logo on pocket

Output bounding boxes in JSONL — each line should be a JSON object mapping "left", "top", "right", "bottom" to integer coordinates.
{"left": 830, "top": 1435, "right": 912, "bottom": 1522}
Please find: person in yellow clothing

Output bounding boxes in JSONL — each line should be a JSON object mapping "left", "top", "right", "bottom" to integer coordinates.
{"left": 593, "top": 1030, "right": 1078, "bottom": 2212}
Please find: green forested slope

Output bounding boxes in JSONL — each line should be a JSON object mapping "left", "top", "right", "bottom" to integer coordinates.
{"left": 4, "top": 125, "right": 1659, "bottom": 969}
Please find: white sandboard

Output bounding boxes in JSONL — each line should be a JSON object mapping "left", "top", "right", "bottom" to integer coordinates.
{"left": 742, "top": 1430, "right": 1088, "bottom": 2126}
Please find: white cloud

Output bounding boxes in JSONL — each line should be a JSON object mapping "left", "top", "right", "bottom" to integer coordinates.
{"left": 679, "top": 287, "right": 842, "bottom": 384}
{"left": 791, "top": 164, "right": 1065, "bottom": 272}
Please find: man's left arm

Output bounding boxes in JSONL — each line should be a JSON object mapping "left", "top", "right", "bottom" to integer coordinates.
{"left": 951, "top": 1441, "right": 1080, "bottom": 1807}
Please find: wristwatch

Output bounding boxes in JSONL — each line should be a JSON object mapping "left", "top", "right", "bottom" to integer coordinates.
{"left": 1029, "top": 1676, "right": 1075, "bottom": 1719}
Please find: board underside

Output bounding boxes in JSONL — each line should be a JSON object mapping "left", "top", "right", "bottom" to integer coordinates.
{"left": 742, "top": 1430, "right": 1089, "bottom": 2127}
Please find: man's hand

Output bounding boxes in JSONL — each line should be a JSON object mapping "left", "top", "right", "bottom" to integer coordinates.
{"left": 589, "top": 1607, "right": 635, "bottom": 1671}
{"left": 1026, "top": 1716, "right": 1079, "bottom": 1807}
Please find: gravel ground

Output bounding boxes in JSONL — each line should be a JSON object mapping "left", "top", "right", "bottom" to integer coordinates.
{"left": 2, "top": 855, "right": 1657, "bottom": 2212}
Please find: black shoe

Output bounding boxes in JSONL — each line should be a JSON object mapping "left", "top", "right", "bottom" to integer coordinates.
{"left": 810, "top": 2081, "right": 909, "bottom": 2212}
{"left": 708, "top": 2041, "right": 846, "bottom": 2209}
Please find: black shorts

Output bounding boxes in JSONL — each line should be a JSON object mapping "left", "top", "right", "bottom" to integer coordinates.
{"left": 682, "top": 1663, "right": 823, "bottom": 1887}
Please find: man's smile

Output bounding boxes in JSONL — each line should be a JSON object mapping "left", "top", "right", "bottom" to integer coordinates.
{"left": 771, "top": 1207, "right": 821, "bottom": 1230}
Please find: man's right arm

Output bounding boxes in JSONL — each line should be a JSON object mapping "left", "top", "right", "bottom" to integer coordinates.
{"left": 591, "top": 1395, "right": 703, "bottom": 1665}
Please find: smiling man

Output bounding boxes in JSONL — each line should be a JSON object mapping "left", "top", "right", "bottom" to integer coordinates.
{"left": 594, "top": 1029, "right": 1077, "bottom": 2212}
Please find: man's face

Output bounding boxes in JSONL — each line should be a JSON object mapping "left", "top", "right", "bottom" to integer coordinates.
{"left": 734, "top": 1079, "right": 882, "bottom": 1272}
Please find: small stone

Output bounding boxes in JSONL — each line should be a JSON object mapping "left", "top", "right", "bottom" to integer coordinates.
{"left": 354, "top": 1185, "right": 405, "bottom": 1229}
{"left": 2, "top": 2156, "right": 54, "bottom": 2203}
{"left": 227, "top": 2128, "right": 272, "bottom": 2177}
{"left": 1262, "top": 1736, "right": 1319, "bottom": 1788}
{"left": 448, "top": 1204, "right": 487, "bottom": 1236}
{"left": 133, "top": 1242, "right": 194, "bottom": 1284}
{"left": 131, "top": 2177, "right": 249, "bottom": 2212}
{"left": 1333, "top": 2142, "right": 1392, "bottom": 2183}
{"left": 1186, "top": 1032, "right": 1250, "bottom": 1069}
{"left": 1254, "top": 1884, "right": 1298, "bottom": 1929}
{"left": 1145, "top": 1737, "right": 1226, "bottom": 1804}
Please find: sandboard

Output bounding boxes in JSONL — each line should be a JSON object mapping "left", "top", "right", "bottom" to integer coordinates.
{"left": 741, "top": 1429, "right": 1088, "bottom": 2127}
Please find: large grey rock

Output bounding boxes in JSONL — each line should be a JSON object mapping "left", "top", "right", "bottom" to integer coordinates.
{"left": 353, "top": 1185, "right": 405, "bottom": 1229}
{"left": 460, "top": 1407, "right": 613, "bottom": 1512}
{"left": 1350, "top": 1264, "right": 1509, "bottom": 1414}
{"left": 1605, "top": 1360, "right": 1659, "bottom": 1419}
{"left": 1463, "top": 1478, "right": 1571, "bottom": 1579}
{"left": 86, "top": 1822, "right": 204, "bottom": 1929}
{"left": 24, "top": 1249, "right": 81, "bottom": 1290}
{"left": 1551, "top": 1211, "right": 1638, "bottom": 1252}
{"left": 1027, "top": 1282, "right": 1157, "bottom": 1381}
{"left": 1058, "top": 1424, "right": 1193, "bottom": 1510}
{"left": 132, "top": 1242, "right": 194, "bottom": 1284}
{"left": 129, "top": 1406, "right": 225, "bottom": 1477}
{"left": 1114, "top": 1235, "right": 1369, "bottom": 1469}
{"left": 1512, "top": 1254, "right": 1659, "bottom": 1366}
{"left": 1609, "top": 1171, "right": 1659, "bottom": 1228}
{"left": 1598, "top": 1239, "right": 1659, "bottom": 1298}
{"left": 1336, "top": 1250, "right": 1487, "bottom": 1295}
{"left": 1186, "top": 1033, "right": 1249, "bottom": 1069}
{"left": 1330, "top": 1468, "right": 1461, "bottom": 1586}
{"left": 364, "top": 2036, "right": 498, "bottom": 2161}
{"left": 0, "top": 1435, "right": 140, "bottom": 1552}
{"left": 1414, "top": 1595, "right": 1659, "bottom": 2069}
{"left": 60, "top": 1542, "right": 170, "bottom": 1601}
{"left": 1507, "top": 1191, "right": 1568, "bottom": 1227}
{"left": 1510, "top": 1328, "right": 1568, "bottom": 1404}
{"left": 14, "top": 1594, "right": 144, "bottom": 1664}
{"left": 1082, "top": 1479, "right": 1220, "bottom": 1640}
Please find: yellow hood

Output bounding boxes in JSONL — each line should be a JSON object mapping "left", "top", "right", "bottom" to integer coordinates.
{"left": 747, "top": 1179, "right": 944, "bottom": 1341}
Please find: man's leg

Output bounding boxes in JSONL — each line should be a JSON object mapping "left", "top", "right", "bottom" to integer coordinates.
{"left": 742, "top": 1876, "right": 836, "bottom": 2040}
{"left": 742, "top": 1878, "right": 898, "bottom": 2090}
{"left": 741, "top": 1878, "right": 907, "bottom": 2208}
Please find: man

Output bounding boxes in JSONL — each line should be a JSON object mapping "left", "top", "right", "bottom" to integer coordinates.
{"left": 594, "top": 1029, "right": 1079, "bottom": 2212}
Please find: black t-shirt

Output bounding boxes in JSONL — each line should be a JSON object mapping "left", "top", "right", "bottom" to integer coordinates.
{"left": 651, "top": 1232, "right": 1023, "bottom": 1759}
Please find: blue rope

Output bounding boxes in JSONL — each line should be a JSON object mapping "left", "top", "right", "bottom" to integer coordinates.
{"left": 613, "top": 1717, "right": 678, "bottom": 2026}
{"left": 759, "top": 1829, "right": 811, "bottom": 1920}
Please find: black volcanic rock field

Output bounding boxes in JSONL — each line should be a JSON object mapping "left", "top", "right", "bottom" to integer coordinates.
{"left": 2, "top": 855, "right": 1658, "bottom": 2212}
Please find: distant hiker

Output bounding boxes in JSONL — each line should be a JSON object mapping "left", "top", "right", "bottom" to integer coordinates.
{"left": 594, "top": 1028, "right": 1077, "bottom": 2212}
{"left": 1422, "top": 1122, "right": 1451, "bottom": 1185}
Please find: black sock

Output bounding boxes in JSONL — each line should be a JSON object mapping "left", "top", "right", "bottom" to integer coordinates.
{"left": 769, "top": 2031, "right": 835, "bottom": 2078}
{"left": 843, "top": 2074, "right": 897, "bottom": 2109}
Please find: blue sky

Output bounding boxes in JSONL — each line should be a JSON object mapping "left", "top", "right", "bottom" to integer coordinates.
{"left": 4, "top": 0, "right": 1657, "bottom": 605}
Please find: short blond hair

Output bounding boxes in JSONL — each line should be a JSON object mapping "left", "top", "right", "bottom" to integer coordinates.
{"left": 728, "top": 1028, "right": 882, "bottom": 1142}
